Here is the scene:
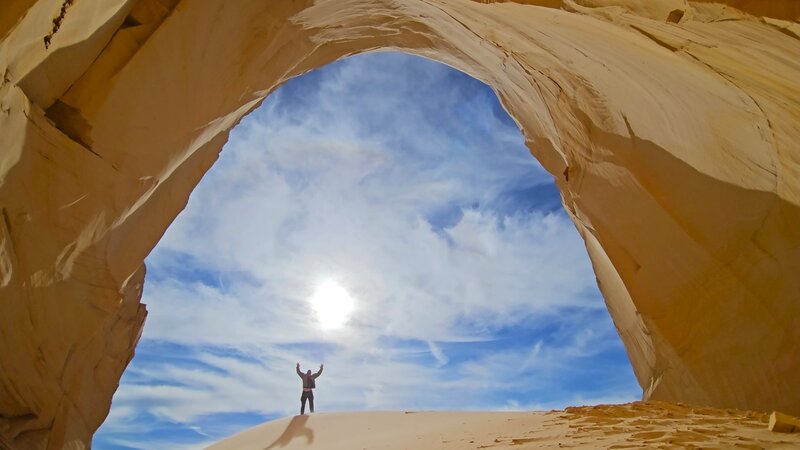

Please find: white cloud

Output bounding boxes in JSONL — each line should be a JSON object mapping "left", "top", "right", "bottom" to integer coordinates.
{"left": 427, "top": 341, "right": 449, "bottom": 367}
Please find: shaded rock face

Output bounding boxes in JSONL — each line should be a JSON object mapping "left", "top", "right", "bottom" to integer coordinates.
{"left": 0, "top": 0, "right": 798, "bottom": 448}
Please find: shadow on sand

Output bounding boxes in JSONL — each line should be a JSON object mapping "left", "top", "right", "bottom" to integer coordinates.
{"left": 264, "top": 415, "right": 314, "bottom": 449}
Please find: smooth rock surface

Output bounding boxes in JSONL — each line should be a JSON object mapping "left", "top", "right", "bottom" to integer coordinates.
{"left": 0, "top": 1, "right": 798, "bottom": 449}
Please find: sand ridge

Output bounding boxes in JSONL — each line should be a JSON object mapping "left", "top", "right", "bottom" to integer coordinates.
{"left": 207, "top": 401, "right": 800, "bottom": 449}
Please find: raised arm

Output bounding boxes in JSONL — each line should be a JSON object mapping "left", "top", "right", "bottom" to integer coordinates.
{"left": 313, "top": 364, "right": 323, "bottom": 378}
{"left": 296, "top": 363, "right": 303, "bottom": 377}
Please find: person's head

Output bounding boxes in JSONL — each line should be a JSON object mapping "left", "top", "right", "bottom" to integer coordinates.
{"left": 307, "top": 370, "right": 312, "bottom": 376}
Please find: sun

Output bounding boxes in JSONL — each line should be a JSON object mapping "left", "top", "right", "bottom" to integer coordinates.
{"left": 310, "top": 281, "right": 355, "bottom": 329}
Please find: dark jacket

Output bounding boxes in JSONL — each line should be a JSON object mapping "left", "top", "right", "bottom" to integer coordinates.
{"left": 297, "top": 366, "right": 323, "bottom": 389}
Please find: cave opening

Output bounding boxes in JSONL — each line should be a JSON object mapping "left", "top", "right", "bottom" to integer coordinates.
{"left": 93, "top": 52, "right": 639, "bottom": 449}
{"left": 2, "top": 2, "right": 799, "bottom": 449}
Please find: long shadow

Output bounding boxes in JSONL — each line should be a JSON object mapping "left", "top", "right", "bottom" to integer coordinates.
{"left": 264, "top": 415, "right": 314, "bottom": 449}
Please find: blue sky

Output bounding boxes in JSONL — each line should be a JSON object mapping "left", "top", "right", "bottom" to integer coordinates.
{"left": 93, "top": 52, "right": 640, "bottom": 450}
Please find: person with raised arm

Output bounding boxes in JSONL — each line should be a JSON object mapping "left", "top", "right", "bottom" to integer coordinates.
{"left": 296, "top": 362, "right": 323, "bottom": 415}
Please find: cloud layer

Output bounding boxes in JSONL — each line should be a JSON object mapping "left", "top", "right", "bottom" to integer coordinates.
{"left": 93, "top": 52, "right": 639, "bottom": 450}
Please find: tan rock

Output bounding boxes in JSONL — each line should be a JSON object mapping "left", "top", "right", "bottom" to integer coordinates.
{"left": 1, "top": 1, "right": 799, "bottom": 449}
{"left": 769, "top": 411, "right": 800, "bottom": 433}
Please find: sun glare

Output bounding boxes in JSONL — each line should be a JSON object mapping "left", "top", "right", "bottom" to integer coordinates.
{"left": 310, "top": 281, "right": 355, "bottom": 329}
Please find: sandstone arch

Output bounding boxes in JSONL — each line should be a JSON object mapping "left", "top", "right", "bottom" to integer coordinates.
{"left": 1, "top": 1, "right": 799, "bottom": 448}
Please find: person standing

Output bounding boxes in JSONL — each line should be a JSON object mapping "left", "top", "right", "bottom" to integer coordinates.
{"left": 296, "top": 362, "right": 323, "bottom": 415}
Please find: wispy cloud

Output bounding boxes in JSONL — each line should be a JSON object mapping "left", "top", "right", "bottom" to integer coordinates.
{"left": 93, "top": 52, "right": 639, "bottom": 450}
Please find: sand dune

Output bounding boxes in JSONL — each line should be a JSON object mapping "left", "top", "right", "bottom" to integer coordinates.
{"left": 207, "top": 402, "right": 800, "bottom": 449}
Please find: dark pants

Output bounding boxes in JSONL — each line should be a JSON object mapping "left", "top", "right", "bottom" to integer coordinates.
{"left": 300, "top": 391, "right": 314, "bottom": 414}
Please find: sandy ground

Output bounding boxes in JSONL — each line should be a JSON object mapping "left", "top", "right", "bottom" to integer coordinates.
{"left": 206, "top": 401, "right": 800, "bottom": 449}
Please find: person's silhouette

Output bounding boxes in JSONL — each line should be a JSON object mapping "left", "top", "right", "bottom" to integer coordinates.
{"left": 296, "top": 362, "right": 323, "bottom": 414}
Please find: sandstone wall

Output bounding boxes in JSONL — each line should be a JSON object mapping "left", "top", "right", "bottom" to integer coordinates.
{"left": 0, "top": 1, "right": 798, "bottom": 448}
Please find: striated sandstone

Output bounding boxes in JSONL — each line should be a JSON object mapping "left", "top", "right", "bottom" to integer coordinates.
{"left": 0, "top": 1, "right": 799, "bottom": 449}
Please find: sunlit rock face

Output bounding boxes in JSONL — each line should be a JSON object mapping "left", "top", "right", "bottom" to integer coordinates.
{"left": 0, "top": 0, "right": 798, "bottom": 448}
